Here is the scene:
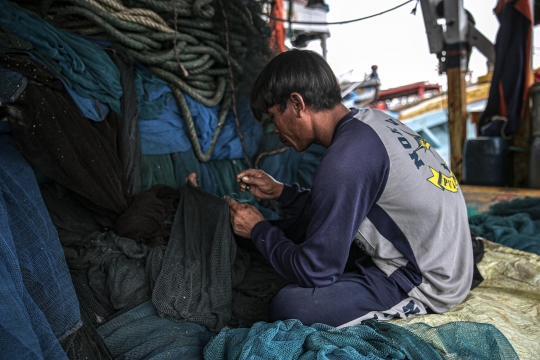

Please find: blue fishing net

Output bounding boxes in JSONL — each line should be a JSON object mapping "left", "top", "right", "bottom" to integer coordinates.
{"left": 97, "top": 301, "right": 214, "bottom": 360}
{"left": 0, "top": 135, "right": 81, "bottom": 359}
{"left": 404, "top": 322, "right": 519, "bottom": 360}
{"left": 469, "top": 197, "right": 540, "bottom": 255}
{"left": 0, "top": 0, "right": 122, "bottom": 113}
{"left": 204, "top": 319, "right": 518, "bottom": 360}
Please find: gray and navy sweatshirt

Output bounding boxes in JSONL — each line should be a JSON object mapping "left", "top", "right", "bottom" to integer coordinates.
{"left": 251, "top": 108, "right": 473, "bottom": 313}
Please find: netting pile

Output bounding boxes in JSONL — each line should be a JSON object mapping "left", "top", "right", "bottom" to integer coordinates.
{"left": 41, "top": 173, "right": 288, "bottom": 330}
{"left": 97, "top": 301, "right": 214, "bottom": 360}
{"left": 203, "top": 319, "right": 519, "bottom": 360}
{"left": 149, "top": 183, "right": 286, "bottom": 330}
{"left": 0, "top": 135, "right": 111, "bottom": 360}
{"left": 469, "top": 197, "right": 540, "bottom": 255}
{"left": 14, "top": 0, "right": 273, "bottom": 162}
{"left": 1, "top": 53, "right": 180, "bottom": 246}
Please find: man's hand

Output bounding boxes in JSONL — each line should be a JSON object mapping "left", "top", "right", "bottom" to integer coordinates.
{"left": 229, "top": 199, "right": 265, "bottom": 239}
{"left": 236, "top": 169, "right": 284, "bottom": 201}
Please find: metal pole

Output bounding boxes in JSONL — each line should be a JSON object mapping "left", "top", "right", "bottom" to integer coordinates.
{"left": 444, "top": 0, "right": 468, "bottom": 182}
{"left": 320, "top": 34, "right": 328, "bottom": 59}
{"left": 288, "top": 0, "right": 293, "bottom": 39}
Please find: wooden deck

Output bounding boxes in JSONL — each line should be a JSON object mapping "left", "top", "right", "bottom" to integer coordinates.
{"left": 462, "top": 185, "right": 540, "bottom": 213}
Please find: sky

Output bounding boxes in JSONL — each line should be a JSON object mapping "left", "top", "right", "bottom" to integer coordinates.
{"left": 292, "top": 0, "right": 540, "bottom": 90}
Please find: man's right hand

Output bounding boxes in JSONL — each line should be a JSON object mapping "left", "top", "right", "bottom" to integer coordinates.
{"left": 236, "top": 169, "right": 284, "bottom": 201}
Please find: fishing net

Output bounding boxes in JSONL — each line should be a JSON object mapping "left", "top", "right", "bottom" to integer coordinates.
{"left": 106, "top": 43, "right": 142, "bottom": 196}
{"left": 204, "top": 318, "right": 518, "bottom": 360}
{"left": 0, "top": 0, "right": 123, "bottom": 112}
{"left": 97, "top": 301, "right": 214, "bottom": 360}
{"left": 151, "top": 183, "right": 249, "bottom": 331}
{"left": 40, "top": 180, "right": 163, "bottom": 325}
{"left": 0, "top": 135, "right": 114, "bottom": 360}
{"left": 469, "top": 197, "right": 540, "bottom": 255}
{"left": 1, "top": 53, "right": 181, "bottom": 247}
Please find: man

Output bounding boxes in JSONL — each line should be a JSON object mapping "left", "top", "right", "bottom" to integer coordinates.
{"left": 369, "top": 65, "right": 379, "bottom": 80}
{"left": 229, "top": 49, "right": 473, "bottom": 328}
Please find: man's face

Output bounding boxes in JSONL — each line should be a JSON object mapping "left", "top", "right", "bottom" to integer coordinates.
{"left": 267, "top": 102, "right": 311, "bottom": 152}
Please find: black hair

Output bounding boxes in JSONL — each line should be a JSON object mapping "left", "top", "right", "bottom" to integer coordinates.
{"left": 249, "top": 49, "right": 342, "bottom": 121}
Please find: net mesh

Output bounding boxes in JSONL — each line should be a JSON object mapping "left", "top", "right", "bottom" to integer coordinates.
{"left": 469, "top": 197, "right": 540, "bottom": 256}
{"left": 1, "top": 53, "right": 180, "bottom": 247}
{"left": 203, "top": 319, "right": 519, "bottom": 360}
{"left": 97, "top": 301, "right": 213, "bottom": 360}
{"left": 152, "top": 183, "right": 246, "bottom": 331}
{"left": 0, "top": 135, "right": 81, "bottom": 359}
{"left": 403, "top": 322, "right": 520, "bottom": 360}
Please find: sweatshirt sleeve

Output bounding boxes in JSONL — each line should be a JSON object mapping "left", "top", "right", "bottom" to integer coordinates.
{"left": 251, "top": 119, "right": 390, "bottom": 288}
{"left": 276, "top": 183, "right": 312, "bottom": 220}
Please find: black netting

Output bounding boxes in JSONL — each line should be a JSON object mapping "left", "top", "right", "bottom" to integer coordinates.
{"left": 1, "top": 53, "right": 180, "bottom": 247}
{"left": 60, "top": 305, "right": 114, "bottom": 360}
{"left": 151, "top": 183, "right": 249, "bottom": 331}
{"left": 232, "top": 250, "right": 291, "bottom": 327}
{"left": 105, "top": 43, "right": 142, "bottom": 197}
{"left": 150, "top": 183, "right": 288, "bottom": 330}
{"left": 41, "top": 182, "right": 165, "bottom": 325}
{"left": 2, "top": 53, "right": 128, "bottom": 217}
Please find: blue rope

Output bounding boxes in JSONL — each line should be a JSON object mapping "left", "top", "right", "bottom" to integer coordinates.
{"left": 228, "top": 192, "right": 254, "bottom": 203}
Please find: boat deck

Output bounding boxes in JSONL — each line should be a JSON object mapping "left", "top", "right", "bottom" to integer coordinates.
{"left": 462, "top": 185, "right": 540, "bottom": 213}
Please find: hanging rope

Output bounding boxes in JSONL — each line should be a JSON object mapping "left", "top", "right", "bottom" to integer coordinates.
{"left": 217, "top": 0, "right": 251, "bottom": 168}
{"left": 255, "top": 146, "right": 289, "bottom": 169}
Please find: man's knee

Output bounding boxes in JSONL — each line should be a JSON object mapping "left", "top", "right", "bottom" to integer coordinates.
{"left": 268, "top": 284, "right": 309, "bottom": 323}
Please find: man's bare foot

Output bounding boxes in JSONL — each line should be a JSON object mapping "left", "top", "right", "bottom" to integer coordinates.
{"left": 186, "top": 172, "right": 198, "bottom": 187}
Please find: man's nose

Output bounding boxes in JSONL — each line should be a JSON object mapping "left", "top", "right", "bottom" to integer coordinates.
{"left": 273, "top": 126, "right": 279, "bottom": 134}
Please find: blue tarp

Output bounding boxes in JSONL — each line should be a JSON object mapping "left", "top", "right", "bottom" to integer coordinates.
{"left": 137, "top": 71, "right": 262, "bottom": 161}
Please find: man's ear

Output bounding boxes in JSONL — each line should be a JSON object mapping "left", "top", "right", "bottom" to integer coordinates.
{"left": 289, "top": 92, "right": 306, "bottom": 116}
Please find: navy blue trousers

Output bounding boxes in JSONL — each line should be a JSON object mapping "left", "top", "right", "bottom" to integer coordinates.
{"left": 268, "top": 255, "right": 417, "bottom": 327}
{"left": 266, "top": 218, "right": 425, "bottom": 327}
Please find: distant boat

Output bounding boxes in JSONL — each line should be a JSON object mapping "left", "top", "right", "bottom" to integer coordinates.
{"left": 398, "top": 80, "right": 490, "bottom": 165}
{"left": 341, "top": 77, "right": 381, "bottom": 108}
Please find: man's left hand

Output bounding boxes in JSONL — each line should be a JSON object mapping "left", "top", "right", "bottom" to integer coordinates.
{"left": 229, "top": 199, "right": 264, "bottom": 239}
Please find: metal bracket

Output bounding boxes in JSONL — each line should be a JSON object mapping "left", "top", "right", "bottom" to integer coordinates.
{"left": 467, "top": 25, "right": 495, "bottom": 65}
{"left": 420, "top": 0, "right": 495, "bottom": 71}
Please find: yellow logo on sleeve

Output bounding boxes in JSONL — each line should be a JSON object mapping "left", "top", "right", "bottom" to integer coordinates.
{"left": 385, "top": 121, "right": 459, "bottom": 193}
{"left": 404, "top": 131, "right": 432, "bottom": 152}
{"left": 427, "top": 166, "right": 459, "bottom": 192}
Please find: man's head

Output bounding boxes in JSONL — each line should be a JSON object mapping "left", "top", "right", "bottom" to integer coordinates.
{"left": 249, "top": 49, "right": 342, "bottom": 123}
{"left": 371, "top": 65, "right": 378, "bottom": 72}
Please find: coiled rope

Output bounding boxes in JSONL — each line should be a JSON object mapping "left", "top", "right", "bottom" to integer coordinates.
{"left": 41, "top": 0, "right": 269, "bottom": 162}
